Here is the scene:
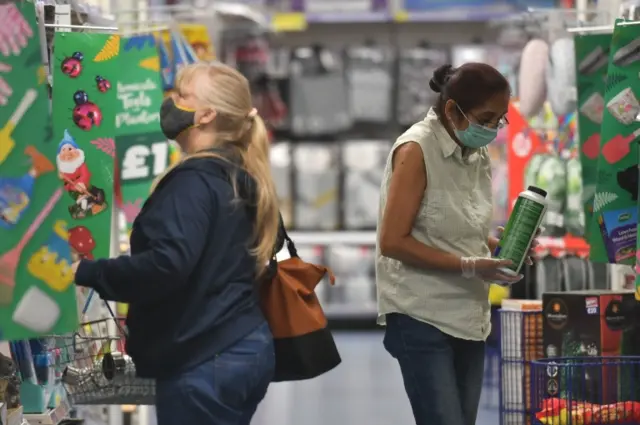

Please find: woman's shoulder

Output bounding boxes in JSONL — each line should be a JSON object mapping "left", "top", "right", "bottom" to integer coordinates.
{"left": 393, "top": 117, "right": 440, "bottom": 156}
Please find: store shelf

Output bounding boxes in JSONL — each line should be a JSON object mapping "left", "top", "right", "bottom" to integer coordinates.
{"left": 288, "top": 231, "right": 376, "bottom": 245}
{"left": 394, "top": 6, "right": 516, "bottom": 22}
{"left": 305, "top": 11, "right": 391, "bottom": 23}
{"left": 23, "top": 398, "right": 71, "bottom": 425}
{"left": 270, "top": 4, "right": 534, "bottom": 30}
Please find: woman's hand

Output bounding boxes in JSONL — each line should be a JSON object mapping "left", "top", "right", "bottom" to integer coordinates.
{"left": 495, "top": 226, "right": 542, "bottom": 266}
{"left": 474, "top": 258, "right": 523, "bottom": 285}
{"left": 461, "top": 257, "right": 522, "bottom": 285}
{"left": 72, "top": 261, "right": 80, "bottom": 276}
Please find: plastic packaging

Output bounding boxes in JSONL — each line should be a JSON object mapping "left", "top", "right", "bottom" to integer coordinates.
{"left": 494, "top": 186, "right": 548, "bottom": 276}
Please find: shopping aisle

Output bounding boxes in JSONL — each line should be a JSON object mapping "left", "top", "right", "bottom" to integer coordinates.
{"left": 143, "top": 331, "right": 500, "bottom": 425}
{"left": 252, "top": 331, "right": 500, "bottom": 425}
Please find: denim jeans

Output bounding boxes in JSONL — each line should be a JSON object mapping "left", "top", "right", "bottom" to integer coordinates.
{"left": 383, "top": 313, "right": 485, "bottom": 425}
{"left": 155, "top": 321, "right": 275, "bottom": 425}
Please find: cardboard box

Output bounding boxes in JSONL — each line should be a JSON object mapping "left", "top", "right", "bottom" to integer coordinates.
{"left": 542, "top": 290, "right": 640, "bottom": 403}
{"left": 500, "top": 300, "right": 543, "bottom": 425}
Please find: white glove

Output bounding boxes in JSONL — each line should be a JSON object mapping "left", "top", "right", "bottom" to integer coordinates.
{"left": 461, "top": 256, "right": 523, "bottom": 286}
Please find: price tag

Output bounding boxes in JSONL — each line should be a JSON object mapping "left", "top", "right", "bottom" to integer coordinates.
{"left": 118, "top": 133, "right": 170, "bottom": 183}
{"left": 271, "top": 12, "right": 307, "bottom": 32}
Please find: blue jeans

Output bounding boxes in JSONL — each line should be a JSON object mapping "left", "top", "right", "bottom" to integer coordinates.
{"left": 155, "top": 322, "right": 275, "bottom": 425}
{"left": 383, "top": 313, "right": 485, "bottom": 425}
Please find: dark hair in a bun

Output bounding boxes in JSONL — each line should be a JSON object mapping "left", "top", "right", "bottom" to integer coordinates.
{"left": 432, "top": 62, "right": 510, "bottom": 122}
{"left": 429, "top": 64, "right": 455, "bottom": 93}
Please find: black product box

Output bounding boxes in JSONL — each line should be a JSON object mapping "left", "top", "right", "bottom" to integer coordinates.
{"left": 542, "top": 290, "right": 640, "bottom": 404}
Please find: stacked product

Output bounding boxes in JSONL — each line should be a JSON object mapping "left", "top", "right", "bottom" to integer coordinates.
{"left": 500, "top": 300, "right": 544, "bottom": 425}
{"left": 542, "top": 291, "right": 640, "bottom": 404}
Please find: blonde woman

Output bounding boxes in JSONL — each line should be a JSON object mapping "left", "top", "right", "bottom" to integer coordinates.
{"left": 72, "top": 63, "right": 280, "bottom": 425}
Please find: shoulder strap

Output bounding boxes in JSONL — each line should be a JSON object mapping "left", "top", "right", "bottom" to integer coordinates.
{"left": 281, "top": 223, "right": 297, "bottom": 258}
{"left": 267, "top": 217, "right": 296, "bottom": 271}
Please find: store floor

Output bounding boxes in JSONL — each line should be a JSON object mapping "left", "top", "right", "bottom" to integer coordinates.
{"left": 252, "top": 331, "right": 501, "bottom": 425}
{"left": 142, "top": 331, "right": 500, "bottom": 425}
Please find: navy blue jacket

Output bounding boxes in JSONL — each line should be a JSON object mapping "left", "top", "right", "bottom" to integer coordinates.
{"left": 75, "top": 155, "right": 265, "bottom": 378}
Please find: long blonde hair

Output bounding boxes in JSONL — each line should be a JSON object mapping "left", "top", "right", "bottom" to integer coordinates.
{"left": 153, "top": 63, "right": 279, "bottom": 275}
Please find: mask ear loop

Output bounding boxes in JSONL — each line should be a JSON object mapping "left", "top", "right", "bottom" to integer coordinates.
{"left": 450, "top": 103, "right": 472, "bottom": 132}
{"left": 455, "top": 104, "right": 472, "bottom": 124}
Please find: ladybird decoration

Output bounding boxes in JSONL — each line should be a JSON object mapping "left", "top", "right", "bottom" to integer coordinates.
{"left": 95, "top": 75, "right": 111, "bottom": 93}
{"left": 73, "top": 90, "right": 88, "bottom": 105}
{"left": 72, "top": 90, "right": 102, "bottom": 131}
{"left": 61, "top": 52, "right": 84, "bottom": 78}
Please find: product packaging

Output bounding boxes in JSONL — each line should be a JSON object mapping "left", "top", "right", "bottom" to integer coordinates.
{"left": 542, "top": 290, "right": 640, "bottom": 403}
{"left": 342, "top": 140, "right": 388, "bottom": 230}
{"left": 270, "top": 142, "right": 293, "bottom": 228}
{"left": 495, "top": 186, "right": 548, "bottom": 276}
{"left": 325, "top": 245, "right": 375, "bottom": 307}
{"left": 292, "top": 144, "right": 339, "bottom": 230}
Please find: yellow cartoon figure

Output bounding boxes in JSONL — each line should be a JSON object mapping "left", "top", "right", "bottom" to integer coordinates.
{"left": 27, "top": 220, "right": 74, "bottom": 292}
{"left": 2, "top": 191, "right": 29, "bottom": 223}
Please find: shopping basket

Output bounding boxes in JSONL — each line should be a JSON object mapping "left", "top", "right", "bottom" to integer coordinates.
{"left": 52, "top": 317, "right": 155, "bottom": 405}
{"left": 530, "top": 356, "right": 640, "bottom": 425}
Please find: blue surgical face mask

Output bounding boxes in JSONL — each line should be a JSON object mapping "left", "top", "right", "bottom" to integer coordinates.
{"left": 452, "top": 106, "right": 499, "bottom": 149}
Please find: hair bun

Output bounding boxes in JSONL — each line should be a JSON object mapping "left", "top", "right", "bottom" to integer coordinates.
{"left": 429, "top": 64, "right": 454, "bottom": 93}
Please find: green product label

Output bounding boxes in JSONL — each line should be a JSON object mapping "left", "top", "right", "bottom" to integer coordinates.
{"left": 51, "top": 32, "right": 119, "bottom": 331}
{"left": 574, "top": 32, "right": 612, "bottom": 240}
{"left": 114, "top": 35, "right": 171, "bottom": 236}
{"left": 496, "top": 197, "right": 544, "bottom": 271}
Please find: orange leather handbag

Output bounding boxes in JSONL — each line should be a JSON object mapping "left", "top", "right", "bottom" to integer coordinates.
{"left": 260, "top": 228, "right": 341, "bottom": 382}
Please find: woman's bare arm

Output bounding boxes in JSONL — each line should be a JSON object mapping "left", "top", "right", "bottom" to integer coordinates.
{"left": 378, "top": 142, "right": 462, "bottom": 272}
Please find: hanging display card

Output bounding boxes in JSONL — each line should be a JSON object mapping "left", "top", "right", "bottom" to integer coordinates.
{"left": 158, "top": 29, "right": 198, "bottom": 94}
{"left": 177, "top": 24, "right": 215, "bottom": 62}
{"left": 0, "top": 3, "right": 79, "bottom": 339}
{"left": 51, "top": 34, "right": 118, "bottom": 294}
{"left": 115, "top": 34, "right": 170, "bottom": 236}
{"left": 574, "top": 33, "right": 612, "bottom": 240}
{"left": 588, "top": 20, "right": 640, "bottom": 266}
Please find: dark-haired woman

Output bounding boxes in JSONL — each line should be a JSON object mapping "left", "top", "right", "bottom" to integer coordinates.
{"left": 376, "top": 63, "right": 525, "bottom": 425}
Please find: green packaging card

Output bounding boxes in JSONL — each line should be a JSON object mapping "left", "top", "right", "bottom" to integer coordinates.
{"left": 574, "top": 32, "right": 612, "bottom": 239}
{"left": 50, "top": 32, "right": 119, "bottom": 311}
{"left": 588, "top": 20, "right": 640, "bottom": 266}
{"left": 636, "top": 175, "right": 640, "bottom": 300}
{"left": 0, "top": 3, "right": 79, "bottom": 339}
{"left": 114, "top": 34, "right": 170, "bottom": 235}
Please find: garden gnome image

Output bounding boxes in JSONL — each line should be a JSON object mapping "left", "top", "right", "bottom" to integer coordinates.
{"left": 56, "top": 129, "right": 107, "bottom": 219}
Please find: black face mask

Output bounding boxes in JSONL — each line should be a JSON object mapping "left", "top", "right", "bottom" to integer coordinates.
{"left": 160, "top": 97, "right": 196, "bottom": 140}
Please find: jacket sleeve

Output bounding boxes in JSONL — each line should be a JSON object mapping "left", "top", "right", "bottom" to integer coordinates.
{"left": 74, "top": 170, "right": 215, "bottom": 303}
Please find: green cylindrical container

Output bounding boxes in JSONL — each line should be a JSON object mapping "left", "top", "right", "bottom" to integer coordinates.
{"left": 494, "top": 186, "right": 548, "bottom": 276}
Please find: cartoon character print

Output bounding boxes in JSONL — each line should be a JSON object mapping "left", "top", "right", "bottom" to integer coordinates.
{"left": 26, "top": 220, "right": 75, "bottom": 292}
{"left": 56, "top": 129, "right": 107, "bottom": 219}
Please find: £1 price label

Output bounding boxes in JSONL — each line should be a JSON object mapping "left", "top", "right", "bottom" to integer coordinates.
{"left": 121, "top": 139, "right": 169, "bottom": 182}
